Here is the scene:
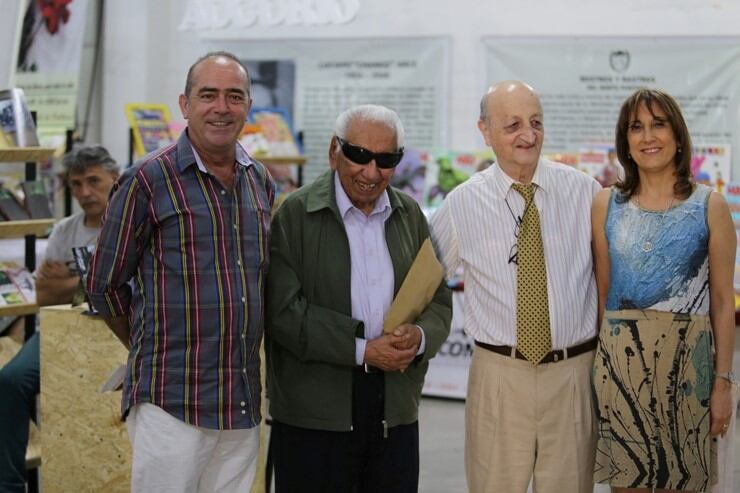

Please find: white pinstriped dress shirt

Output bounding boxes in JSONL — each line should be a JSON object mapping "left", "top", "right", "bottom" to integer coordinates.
{"left": 430, "top": 158, "right": 602, "bottom": 349}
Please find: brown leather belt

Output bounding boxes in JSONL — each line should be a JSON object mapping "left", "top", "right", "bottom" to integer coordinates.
{"left": 474, "top": 337, "right": 597, "bottom": 364}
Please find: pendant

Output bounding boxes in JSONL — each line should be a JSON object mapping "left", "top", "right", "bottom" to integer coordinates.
{"left": 642, "top": 240, "right": 654, "bottom": 253}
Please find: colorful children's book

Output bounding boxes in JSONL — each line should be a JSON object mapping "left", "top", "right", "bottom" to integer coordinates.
{"left": 125, "top": 103, "right": 175, "bottom": 157}
{"left": 249, "top": 107, "right": 300, "bottom": 157}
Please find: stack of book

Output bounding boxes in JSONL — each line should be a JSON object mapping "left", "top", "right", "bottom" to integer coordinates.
{"left": 0, "top": 182, "right": 53, "bottom": 220}
{"left": 0, "top": 262, "right": 35, "bottom": 307}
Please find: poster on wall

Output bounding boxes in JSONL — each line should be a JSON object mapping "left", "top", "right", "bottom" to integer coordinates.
{"left": 242, "top": 60, "right": 296, "bottom": 128}
{"left": 422, "top": 290, "right": 471, "bottom": 399}
{"left": 208, "top": 38, "right": 449, "bottom": 184}
{"left": 482, "top": 37, "right": 740, "bottom": 182}
{"left": 14, "top": 0, "right": 89, "bottom": 149}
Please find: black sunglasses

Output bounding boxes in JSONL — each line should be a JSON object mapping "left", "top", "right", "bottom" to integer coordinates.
{"left": 336, "top": 137, "right": 404, "bottom": 169}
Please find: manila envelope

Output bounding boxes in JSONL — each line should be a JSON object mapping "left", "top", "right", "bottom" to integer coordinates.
{"left": 383, "top": 238, "right": 445, "bottom": 334}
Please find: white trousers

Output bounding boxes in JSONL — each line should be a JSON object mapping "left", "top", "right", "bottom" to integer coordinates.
{"left": 127, "top": 403, "right": 260, "bottom": 493}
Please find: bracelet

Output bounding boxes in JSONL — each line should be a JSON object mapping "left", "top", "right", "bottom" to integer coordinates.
{"left": 715, "top": 371, "right": 737, "bottom": 384}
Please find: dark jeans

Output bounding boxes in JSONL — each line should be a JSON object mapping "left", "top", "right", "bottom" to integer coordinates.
{"left": 0, "top": 332, "right": 39, "bottom": 493}
{"left": 271, "top": 369, "right": 419, "bottom": 493}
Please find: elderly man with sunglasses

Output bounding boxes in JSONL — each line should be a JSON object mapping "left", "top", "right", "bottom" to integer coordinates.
{"left": 430, "top": 81, "right": 601, "bottom": 493}
{"left": 266, "top": 104, "right": 452, "bottom": 493}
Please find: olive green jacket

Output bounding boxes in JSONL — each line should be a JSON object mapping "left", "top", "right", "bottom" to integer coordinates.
{"left": 265, "top": 170, "right": 452, "bottom": 431}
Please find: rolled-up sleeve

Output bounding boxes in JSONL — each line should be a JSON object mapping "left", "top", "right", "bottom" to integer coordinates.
{"left": 86, "top": 170, "right": 150, "bottom": 318}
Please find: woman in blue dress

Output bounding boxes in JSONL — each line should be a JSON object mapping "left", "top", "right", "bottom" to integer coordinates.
{"left": 591, "top": 88, "right": 735, "bottom": 492}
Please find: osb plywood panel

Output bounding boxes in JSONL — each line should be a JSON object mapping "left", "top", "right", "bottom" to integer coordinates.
{"left": 40, "top": 306, "right": 131, "bottom": 493}
{"left": 41, "top": 306, "right": 270, "bottom": 493}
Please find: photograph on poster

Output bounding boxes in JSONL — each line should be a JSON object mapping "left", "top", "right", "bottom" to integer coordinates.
{"left": 16, "top": 0, "right": 88, "bottom": 73}
{"left": 424, "top": 150, "right": 493, "bottom": 208}
{"left": 578, "top": 145, "right": 622, "bottom": 187}
{"left": 390, "top": 148, "right": 429, "bottom": 205}
{"left": 242, "top": 59, "right": 296, "bottom": 127}
{"left": 692, "top": 144, "right": 731, "bottom": 193}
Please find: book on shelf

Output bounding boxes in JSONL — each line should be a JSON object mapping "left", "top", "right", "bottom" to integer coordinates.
{"left": 0, "top": 88, "right": 40, "bottom": 149}
{"left": 21, "top": 181, "right": 53, "bottom": 219}
{"left": 0, "top": 186, "right": 31, "bottom": 220}
{"left": 125, "top": 103, "right": 175, "bottom": 157}
{"left": 0, "top": 262, "right": 35, "bottom": 306}
{"left": 248, "top": 107, "right": 301, "bottom": 157}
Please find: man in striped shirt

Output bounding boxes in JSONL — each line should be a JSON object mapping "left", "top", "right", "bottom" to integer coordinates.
{"left": 430, "top": 81, "right": 601, "bottom": 493}
{"left": 87, "top": 52, "right": 274, "bottom": 493}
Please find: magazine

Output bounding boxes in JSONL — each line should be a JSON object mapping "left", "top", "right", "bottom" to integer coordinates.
{"left": 125, "top": 103, "right": 175, "bottom": 157}
{"left": 0, "top": 262, "right": 35, "bottom": 306}
{"left": 0, "top": 88, "right": 40, "bottom": 148}
{"left": 249, "top": 107, "right": 300, "bottom": 157}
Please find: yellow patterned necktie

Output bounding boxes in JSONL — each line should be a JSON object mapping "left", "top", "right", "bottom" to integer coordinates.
{"left": 511, "top": 183, "right": 552, "bottom": 365}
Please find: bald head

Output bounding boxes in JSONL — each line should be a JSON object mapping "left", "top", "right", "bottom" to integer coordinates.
{"left": 479, "top": 80, "right": 540, "bottom": 123}
{"left": 477, "top": 80, "right": 544, "bottom": 175}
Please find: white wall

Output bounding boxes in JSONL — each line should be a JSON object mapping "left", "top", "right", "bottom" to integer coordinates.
{"left": 99, "top": 0, "right": 740, "bottom": 165}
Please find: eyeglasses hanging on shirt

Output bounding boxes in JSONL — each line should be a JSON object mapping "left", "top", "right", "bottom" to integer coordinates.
{"left": 504, "top": 187, "right": 536, "bottom": 266}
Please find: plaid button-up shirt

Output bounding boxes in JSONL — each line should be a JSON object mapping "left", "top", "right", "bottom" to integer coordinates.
{"left": 87, "top": 131, "right": 274, "bottom": 430}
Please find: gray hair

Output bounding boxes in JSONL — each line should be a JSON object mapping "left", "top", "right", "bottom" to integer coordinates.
{"left": 334, "top": 104, "right": 405, "bottom": 149}
{"left": 479, "top": 91, "right": 491, "bottom": 122}
{"left": 184, "top": 51, "right": 251, "bottom": 97}
{"left": 62, "top": 145, "right": 119, "bottom": 179}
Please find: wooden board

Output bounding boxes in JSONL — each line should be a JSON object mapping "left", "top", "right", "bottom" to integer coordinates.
{"left": 0, "top": 147, "right": 56, "bottom": 163}
{"left": 0, "top": 302, "right": 38, "bottom": 318}
{"left": 0, "top": 219, "right": 54, "bottom": 239}
{"left": 259, "top": 156, "right": 306, "bottom": 166}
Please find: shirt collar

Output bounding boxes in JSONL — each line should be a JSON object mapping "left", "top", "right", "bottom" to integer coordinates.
{"left": 178, "top": 129, "right": 254, "bottom": 173}
{"left": 333, "top": 172, "right": 391, "bottom": 219}
{"left": 489, "top": 158, "right": 549, "bottom": 199}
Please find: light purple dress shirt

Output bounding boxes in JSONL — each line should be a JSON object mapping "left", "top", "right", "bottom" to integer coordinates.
{"left": 333, "top": 174, "right": 425, "bottom": 365}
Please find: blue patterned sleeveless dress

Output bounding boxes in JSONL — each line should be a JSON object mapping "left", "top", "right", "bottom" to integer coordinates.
{"left": 592, "top": 184, "right": 716, "bottom": 491}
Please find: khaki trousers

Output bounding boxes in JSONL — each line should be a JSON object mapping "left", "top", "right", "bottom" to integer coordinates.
{"left": 465, "top": 346, "right": 597, "bottom": 493}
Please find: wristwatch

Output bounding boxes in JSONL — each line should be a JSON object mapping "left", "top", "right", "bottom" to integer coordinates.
{"left": 715, "top": 371, "right": 738, "bottom": 384}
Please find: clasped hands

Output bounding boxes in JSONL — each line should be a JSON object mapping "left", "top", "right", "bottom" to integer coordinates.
{"left": 363, "top": 323, "right": 421, "bottom": 372}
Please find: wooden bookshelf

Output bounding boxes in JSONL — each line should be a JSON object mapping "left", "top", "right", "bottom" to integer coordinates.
{"left": 259, "top": 156, "right": 306, "bottom": 166}
{"left": 0, "top": 219, "right": 54, "bottom": 239}
{"left": 0, "top": 302, "right": 38, "bottom": 317}
{"left": 0, "top": 147, "right": 56, "bottom": 162}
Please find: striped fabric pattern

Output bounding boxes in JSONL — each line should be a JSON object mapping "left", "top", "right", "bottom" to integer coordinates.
{"left": 87, "top": 131, "right": 274, "bottom": 430}
{"left": 429, "top": 159, "right": 601, "bottom": 349}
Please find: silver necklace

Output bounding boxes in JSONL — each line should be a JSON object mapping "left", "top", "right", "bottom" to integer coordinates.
{"left": 635, "top": 194, "right": 674, "bottom": 253}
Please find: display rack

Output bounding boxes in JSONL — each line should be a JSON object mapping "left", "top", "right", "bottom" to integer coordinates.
{"left": 0, "top": 147, "right": 56, "bottom": 331}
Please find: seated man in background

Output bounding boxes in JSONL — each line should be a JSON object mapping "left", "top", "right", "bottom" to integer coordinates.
{"left": 35, "top": 145, "right": 119, "bottom": 305}
{"left": 0, "top": 145, "right": 118, "bottom": 493}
